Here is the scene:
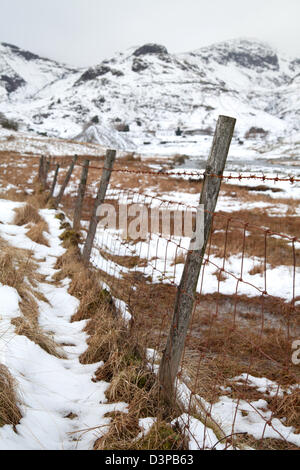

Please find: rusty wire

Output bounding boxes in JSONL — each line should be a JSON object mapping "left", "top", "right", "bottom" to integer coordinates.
{"left": 49, "top": 157, "right": 300, "bottom": 183}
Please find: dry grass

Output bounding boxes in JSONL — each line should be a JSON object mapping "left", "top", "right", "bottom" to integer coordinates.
{"left": 131, "top": 421, "right": 186, "bottom": 450}
{"left": 0, "top": 364, "right": 22, "bottom": 427}
{"left": 210, "top": 214, "right": 300, "bottom": 267}
{"left": 11, "top": 316, "right": 64, "bottom": 359}
{"left": 100, "top": 249, "right": 147, "bottom": 269}
{"left": 0, "top": 237, "right": 63, "bottom": 357}
{"left": 0, "top": 238, "right": 40, "bottom": 291}
{"left": 13, "top": 203, "right": 42, "bottom": 226}
{"left": 26, "top": 220, "right": 50, "bottom": 246}
{"left": 0, "top": 188, "right": 28, "bottom": 202}
{"left": 269, "top": 389, "right": 300, "bottom": 433}
{"left": 237, "top": 435, "right": 300, "bottom": 451}
{"left": 94, "top": 416, "right": 185, "bottom": 450}
{"left": 94, "top": 411, "right": 141, "bottom": 450}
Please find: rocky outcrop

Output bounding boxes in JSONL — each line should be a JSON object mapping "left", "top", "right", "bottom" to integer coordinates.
{"left": 133, "top": 43, "right": 168, "bottom": 57}
{"left": 0, "top": 74, "right": 26, "bottom": 94}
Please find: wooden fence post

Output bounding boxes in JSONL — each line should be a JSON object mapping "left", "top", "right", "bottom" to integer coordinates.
{"left": 42, "top": 158, "right": 50, "bottom": 189}
{"left": 49, "top": 163, "right": 60, "bottom": 199}
{"left": 73, "top": 159, "right": 90, "bottom": 232}
{"left": 82, "top": 149, "right": 116, "bottom": 264}
{"left": 38, "top": 155, "right": 45, "bottom": 183}
{"left": 158, "top": 115, "right": 236, "bottom": 404}
{"left": 54, "top": 154, "right": 78, "bottom": 208}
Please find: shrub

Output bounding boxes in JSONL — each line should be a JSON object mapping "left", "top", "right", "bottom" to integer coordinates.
{"left": 0, "top": 112, "right": 18, "bottom": 131}
{"left": 245, "top": 127, "right": 268, "bottom": 138}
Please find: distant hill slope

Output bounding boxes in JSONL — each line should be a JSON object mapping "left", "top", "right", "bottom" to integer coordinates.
{"left": 0, "top": 38, "right": 299, "bottom": 147}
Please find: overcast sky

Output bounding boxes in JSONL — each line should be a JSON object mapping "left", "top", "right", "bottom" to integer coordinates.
{"left": 1, "top": 0, "right": 299, "bottom": 67}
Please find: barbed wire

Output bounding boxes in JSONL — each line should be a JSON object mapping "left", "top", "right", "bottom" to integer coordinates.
{"left": 49, "top": 158, "right": 300, "bottom": 183}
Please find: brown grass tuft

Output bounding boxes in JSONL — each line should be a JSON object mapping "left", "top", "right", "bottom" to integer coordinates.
{"left": 11, "top": 316, "right": 65, "bottom": 359}
{"left": 0, "top": 237, "right": 63, "bottom": 358}
{"left": 93, "top": 415, "right": 185, "bottom": 451}
{"left": 133, "top": 421, "right": 186, "bottom": 450}
{"left": 13, "top": 203, "right": 42, "bottom": 226}
{"left": 26, "top": 220, "right": 50, "bottom": 246}
{"left": 94, "top": 412, "right": 141, "bottom": 450}
{"left": 0, "top": 364, "right": 22, "bottom": 427}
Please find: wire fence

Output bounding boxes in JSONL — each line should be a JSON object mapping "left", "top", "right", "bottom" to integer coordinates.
{"left": 87, "top": 187, "right": 299, "bottom": 448}
{"left": 35, "top": 139, "right": 300, "bottom": 450}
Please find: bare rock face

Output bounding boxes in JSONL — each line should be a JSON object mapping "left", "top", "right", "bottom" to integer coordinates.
{"left": 75, "top": 65, "right": 111, "bottom": 85}
{"left": 222, "top": 49, "right": 279, "bottom": 70}
{"left": 0, "top": 74, "right": 26, "bottom": 94}
{"left": 131, "top": 58, "right": 149, "bottom": 72}
{"left": 75, "top": 65, "right": 124, "bottom": 85}
{"left": 197, "top": 39, "right": 279, "bottom": 71}
{"left": 133, "top": 43, "right": 168, "bottom": 57}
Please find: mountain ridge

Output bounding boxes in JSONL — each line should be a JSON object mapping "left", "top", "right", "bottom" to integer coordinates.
{"left": 0, "top": 38, "right": 299, "bottom": 150}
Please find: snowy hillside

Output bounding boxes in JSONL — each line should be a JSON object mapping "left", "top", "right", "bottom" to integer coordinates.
{"left": 0, "top": 38, "right": 300, "bottom": 152}
{"left": 0, "top": 42, "right": 77, "bottom": 99}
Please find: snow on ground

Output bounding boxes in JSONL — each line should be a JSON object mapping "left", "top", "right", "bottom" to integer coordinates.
{"left": 0, "top": 129, "right": 106, "bottom": 157}
{"left": 0, "top": 199, "right": 127, "bottom": 450}
{"left": 91, "top": 223, "right": 299, "bottom": 302}
{"left": 176, "top": 380, "right": 300, "bottom": 450}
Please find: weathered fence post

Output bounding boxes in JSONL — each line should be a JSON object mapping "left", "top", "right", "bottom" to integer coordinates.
{"left": 49, "top": 163, "right": 60, "bottom": 199}
{"left": 73, "top": 159, "right": 90, "bottom": 232}
{"left": 38, "top": 155, "right": 45, "bottom": 183}
{"left": 54, "top": 154, "right": 78, "bottom": 208}
{"left": 82, "top": 149, "right": 116, "bottom": 264}
{"left": 158, "top": 115, "right": 236, "bottom": 404}
{"left": 42, "top": 158, "right": 50, "bottom": 189}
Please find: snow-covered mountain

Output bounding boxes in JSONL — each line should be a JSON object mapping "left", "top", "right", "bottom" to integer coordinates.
{"left": 0, "top": 38, "right": 299, "bottom": 151}
{"left": 0, "top": 42, "right": 77, "bottom": 99}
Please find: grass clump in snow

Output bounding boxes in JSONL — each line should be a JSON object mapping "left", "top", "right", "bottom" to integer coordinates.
{"left": 26, "top": 220, "right": 50, "bottom": 247}
{"left": 0, "top": 364, "right": 22, "bottom": 428}
{"left": 0, "top": 237, "right": 64, "bottom": 358}
{"left": 134, "top": 421, "right": 185, "bottom": 450}
{"left": 13, "top": 203, "right": 42, "bottom": 226}
{"left": 93, "top": 411, "right": 141, "bottom": 450}
{"left": 94, "top": 417, "right": 185, "bottom": 451}
{"left": 11, "top": 316, "right": 64, "bottom": 359}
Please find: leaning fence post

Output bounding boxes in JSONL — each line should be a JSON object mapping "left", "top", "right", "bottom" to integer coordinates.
{"left": 49, "top": 163, "right": 60, "bottom": 199}
{"left": 82, "top": 149, "right": 116, "bottom": 264}
{"left": 54, "top": 154, "right": 78, "bottom": 208}
{"left": 158, "top": 115, "right": 236, "bottom": 404}
{"left": 73, "top": 159, "right": 90, "bottom": 232}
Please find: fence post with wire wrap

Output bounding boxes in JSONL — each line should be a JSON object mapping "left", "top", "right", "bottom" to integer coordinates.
{"left": 158, "top": 115, "right": 236, "bottom": 404}
{"left": 82, "top": 149, "right": 116, "bottom": 264}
